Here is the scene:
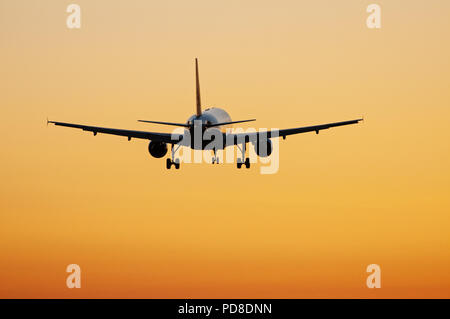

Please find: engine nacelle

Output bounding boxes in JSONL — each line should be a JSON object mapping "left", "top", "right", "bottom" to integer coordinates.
{"left": 148, "top": 141, "right": 168, "bottom": 158}
{"left": 253, "top": 139, "right": 272, "bottom": 157}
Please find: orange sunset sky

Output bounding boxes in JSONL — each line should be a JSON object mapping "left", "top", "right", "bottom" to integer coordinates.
{"left": 1, "top": 0, "right": 449, "bottom": 298}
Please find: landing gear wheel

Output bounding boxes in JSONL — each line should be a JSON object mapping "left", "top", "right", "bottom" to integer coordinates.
{"left": 237, "top": 143, "right": 248, "bottom": 170}
{"left": 245, "top": 157, "right": 250, "bottom": 169}
{"left": 166, "top": 158, "right": 172, "bottom": 169}
{"left": 211, "top": 157, "right": 216, "bottom": 164}
{"left": 175, "top": 163, "right": 180, "bottom": 169}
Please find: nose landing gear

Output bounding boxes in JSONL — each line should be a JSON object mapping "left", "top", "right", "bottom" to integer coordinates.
{"left": 236, "top": 143, "right": 250, "bottom": 169}
{"left": 211, "top": 148, "right": 220, "bottom": 164}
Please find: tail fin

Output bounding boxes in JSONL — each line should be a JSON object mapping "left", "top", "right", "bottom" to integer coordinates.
{"left": 195, "top": 58, "right": 202, "bottom": 116}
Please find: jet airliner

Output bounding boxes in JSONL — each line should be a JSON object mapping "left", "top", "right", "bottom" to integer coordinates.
{"left": 49, "top": 59, "right": 362, "bottom": 169}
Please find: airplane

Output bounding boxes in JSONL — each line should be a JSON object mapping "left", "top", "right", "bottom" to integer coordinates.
{"left": 48, "top": 58, "right": 363, "bottom": 170}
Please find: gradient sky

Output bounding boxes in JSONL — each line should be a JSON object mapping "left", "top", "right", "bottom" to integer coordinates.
{"left": 1, "top": 0, "right": 449, "bottom": 298}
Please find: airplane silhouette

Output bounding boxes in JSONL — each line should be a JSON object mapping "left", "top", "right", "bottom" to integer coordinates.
{"left": 49, "top": 59, "right": 362, "bottom": 169}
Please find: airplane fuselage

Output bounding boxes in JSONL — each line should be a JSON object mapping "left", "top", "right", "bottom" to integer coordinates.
{"left": 185, "top": 107, "right": 232, "bottom": 150}
{"left": 186, "top": 107, "right": 231, "bottom": 128}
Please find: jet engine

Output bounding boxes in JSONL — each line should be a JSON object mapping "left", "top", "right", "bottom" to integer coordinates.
{"left": 148, "top": 141, "right": 168, "bottom": 158}
{"left": 254, "top": 139, "right": 272, "bottom": 157}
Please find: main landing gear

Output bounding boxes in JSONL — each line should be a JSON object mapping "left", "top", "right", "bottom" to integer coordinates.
{"left": 166, "top": 144, "right": 180, "bottom": 169}
{"left": 236, "top": 143, "right": 250, "bottom": 169}
{"left": 166, "top": 158, "right": 180, "bottom": 169}
{"left": 237, "top": 157, "right": 250, "bottom": 169}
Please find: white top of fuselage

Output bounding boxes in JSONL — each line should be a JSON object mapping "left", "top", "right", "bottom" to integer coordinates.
{"left": 186, "top": 107, "right": 232, "bottom": 129}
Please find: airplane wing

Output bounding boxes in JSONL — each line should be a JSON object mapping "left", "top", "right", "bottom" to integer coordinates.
{"left": 48, "top": 121, "right": 183, "bottom": 144}
{"left": 224, "top": 118, "right": 363, "bottom": 144}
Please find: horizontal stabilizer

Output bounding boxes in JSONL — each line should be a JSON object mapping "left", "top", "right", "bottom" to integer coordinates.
{"left": 207, "top": 119, "right": 256, "bottom": 128}
{"left": 138, "top": 120, "right": 189, "bottom": 127}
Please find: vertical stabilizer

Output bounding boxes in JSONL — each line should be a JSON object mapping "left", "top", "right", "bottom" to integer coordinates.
{"left": 195, "top": 58, "right": 202, "bottom": 116}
